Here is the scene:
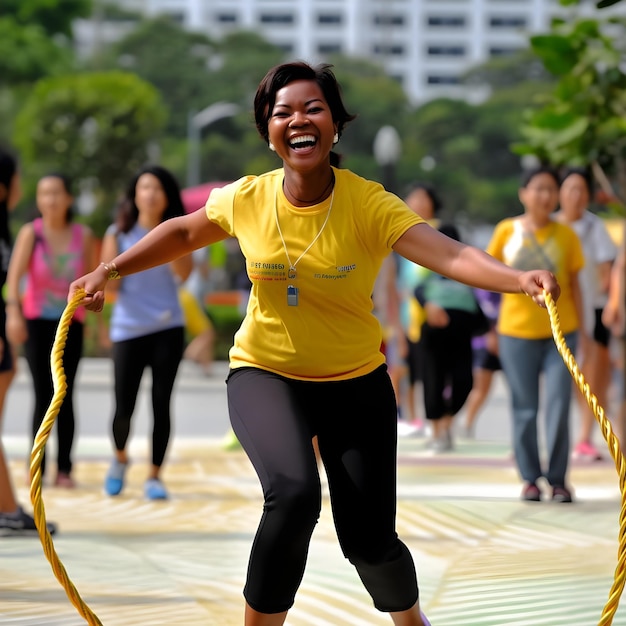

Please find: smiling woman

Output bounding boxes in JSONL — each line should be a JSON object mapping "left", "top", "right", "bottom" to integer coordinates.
{"left": 69, "top": 61, "right": 562, "bottom": 626}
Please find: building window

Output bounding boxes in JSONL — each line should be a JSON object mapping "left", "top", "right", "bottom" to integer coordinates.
{"left": 318, "top": 42, "right": 342, "bottom": 54}
{"left": 216, "top": 13, "right": 237, "bottom": 24}
{"left": 164, "top": 11, "right": 185, "bottom": 24}
{"left": 318, "top": 13, "right": 342, "bottom": 25}
{"left": 489, "top": 16, "right": 527, "bottom": 28}
{"left": 373, "top": 43, "right": 405, "bottom": 56}
{"left": 426, "top": 75, "right": 461, "bottom": 85}
{"left": 276, "top": 42, "right": 294, "bottom": 53}
{"left": 259, "top": 13, "right": 294, "bottom": 24}
{"left": 427, "top": 45, "right": 465, "bottom": 57}
{"left": 427, "top": 15, "right": 466, "bottom": 27}
{"left": 373, "top": 14, "right": 405, "bottom": 26}
{"left": 489, "top": 46, "right": 522, "bottom": 57}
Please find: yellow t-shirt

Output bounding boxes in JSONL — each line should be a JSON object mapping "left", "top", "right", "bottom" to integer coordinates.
{"left": 206, "top": 167, "right": 423, "bottom": 380}
{"left": 487, "top": 217, "right": 584, "bottom": 339}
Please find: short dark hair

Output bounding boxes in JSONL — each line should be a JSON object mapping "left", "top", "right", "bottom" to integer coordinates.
{"left": 117, "top": 164, "right": 185, "bottom": 233}
{"left": 438, "top": 222, "right": 461, "bottom": 242}
{"left": 253, "top": 61, "right": 356, "bottom": 145}
{"left": 561, "top": 166, "right": 594, "bottom": 197}
{"left": 404, "top": 182, "right": 442, "bottom": 214}
{"left": 520, "top": 165, "right": 560, "bottom": 188}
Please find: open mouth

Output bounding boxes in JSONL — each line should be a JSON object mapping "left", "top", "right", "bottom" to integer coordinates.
{"left": 288, "top": 135, "right": 317, "bottom": 150}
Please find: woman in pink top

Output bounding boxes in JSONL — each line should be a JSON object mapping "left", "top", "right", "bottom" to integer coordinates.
{"left": 6, "top": 173, "right": 97, "bottom": 488}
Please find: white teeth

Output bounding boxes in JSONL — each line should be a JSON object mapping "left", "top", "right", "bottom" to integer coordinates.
{"left": 289, "top": 135, "right": 316, "bottom": 147}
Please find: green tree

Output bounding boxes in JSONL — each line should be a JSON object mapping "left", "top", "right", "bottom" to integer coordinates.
{"left": 13, "top": 71, "right": 166, "bottom": 235}
{"left": 0, "top": 17, "right": 75, "bottom": 86}
{"left": 0, "top": 0, "right": 92, "bottom": 37}
{"left": 515, "top": 15, "right": 626, "bottom": 205}
{"left": 97, "top": 16, "right": 219, "bottom": 137}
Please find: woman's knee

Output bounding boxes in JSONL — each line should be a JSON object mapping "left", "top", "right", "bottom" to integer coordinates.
{"left": 266, "top": 476, "right": 321, "bottom": 526}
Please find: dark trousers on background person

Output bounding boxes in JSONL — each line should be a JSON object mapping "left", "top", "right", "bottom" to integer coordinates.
{"left": 111, "top": 326, "right": 184, "bottom": 468}
{"left": 420, "top": 309, "right": 474, "bottom": 421}
{"left": 25, "top": 318, "right": 84, "bottom": 476}
{"left": 227, "top": 364, "right": 418, "bottom": 615}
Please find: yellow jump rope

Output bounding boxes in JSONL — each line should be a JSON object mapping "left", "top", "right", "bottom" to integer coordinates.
{"left": 29, "top": 289, "right": 626, "bottom": 625}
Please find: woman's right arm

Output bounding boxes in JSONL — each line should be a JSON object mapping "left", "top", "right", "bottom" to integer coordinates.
{"left": 5, "top": 223, "right": 35, "bottom": 345}
{"left": 70, "top": 209, "right": 230, "bottom": 311}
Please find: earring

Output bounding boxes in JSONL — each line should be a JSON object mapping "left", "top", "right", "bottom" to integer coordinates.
{"left": 333, "top": 132, "right": 339, "bottom": 144}
{"left": 269, "top": 142, "right": 276, "bottom": 152}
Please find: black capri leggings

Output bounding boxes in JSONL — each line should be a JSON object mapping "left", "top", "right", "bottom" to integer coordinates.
{"left": 25, "top": 318, "right": 83, "bottom": 475}
{"left": 111, "top": 326, "right": 184, "bottom": 467}
{"left": 227, "top": 364, "right": 418, "bottom": 614}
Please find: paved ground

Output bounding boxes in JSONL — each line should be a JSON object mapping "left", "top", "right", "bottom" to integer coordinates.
{"left": 1, "top": 358, "right": 626, "bottom": 625}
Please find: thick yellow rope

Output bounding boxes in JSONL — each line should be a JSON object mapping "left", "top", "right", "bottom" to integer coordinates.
{"left": 545, "top": 291, "right": 626, "bottom": 626}
{"left": 28, "top": 289, "right": 626, "bottom": 625}
{"left": 29, "top": 287, "right": 103, "bottom": 626}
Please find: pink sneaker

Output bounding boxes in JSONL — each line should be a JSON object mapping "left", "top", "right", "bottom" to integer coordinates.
{"left": 573, "top": 441, "right": 602, "bottom": 461}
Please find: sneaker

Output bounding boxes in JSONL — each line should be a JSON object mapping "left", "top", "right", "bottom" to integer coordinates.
{"left": 0, "top": 507, "right": 57, "bottom": 537}
{"left": 521, "top": 482, "right": 541, "bottom": 502}
{"left": 432, "top": 433, "right": 453, "bottom": 453}
{"left": 551, "top": 485, "right": 573, "bottom": 503}
{"left": 457, "top": 423, "right": 475, "bottom": 440}
{"left": 420, "top": 610, "right": 431, "bottom": 626}
{"left": 54, "top": 472, "right": 76, "bottom": 489}
{"left": 144, "top": 478, "right": 168, "bottom": 500}
{"left": 573, "top": 441, "right": 603, "bottom": 461}
{"left": 397, "top": 419, "right": 425, "bottom": 438}
{"left": 104, "top": 459, "right": 128, "bottom": 496}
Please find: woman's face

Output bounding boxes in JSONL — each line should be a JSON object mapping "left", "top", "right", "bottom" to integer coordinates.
{"left": 559, "top": 173, "right": 589, "bottom": 221}
{"left": 135, "top": 173, "right": 168, "bottom": 222}
{"left": 405, "top": 188, "right": 435, "bottom": 220}
{"left": 267, "top": 79, "right": 337, "bottom": 172}
{"left": 36, "top": 176, "right": 71, "bottom": 220}
{"left": 519, "top": 173, "right": 560, "bottom": 221}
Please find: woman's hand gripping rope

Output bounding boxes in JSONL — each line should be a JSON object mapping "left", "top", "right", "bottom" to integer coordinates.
{"left": 545, "top": 290, "right": 626, "bottom": 626}
{"left": 30, "top": 286, "right": 103, "bottom": 626}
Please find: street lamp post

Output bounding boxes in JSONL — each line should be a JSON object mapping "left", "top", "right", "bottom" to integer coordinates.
{"left": 373, "top": 125, "right": 402, "bottom": 194}
{"left": 186, "top": 101, "right": 240, "bottom": 187}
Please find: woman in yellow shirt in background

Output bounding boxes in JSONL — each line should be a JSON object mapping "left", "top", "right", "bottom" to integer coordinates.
{"left": 488, "top": 165, "right": 584, "bottom": 504}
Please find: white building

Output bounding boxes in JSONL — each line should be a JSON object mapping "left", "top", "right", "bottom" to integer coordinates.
{"left": 78, "top": 0, "right": 622, "bottom": 104}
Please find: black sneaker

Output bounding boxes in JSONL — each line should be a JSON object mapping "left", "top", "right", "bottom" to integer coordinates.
{"left": 0, "top": 507, "right": 58, "bottom": 537}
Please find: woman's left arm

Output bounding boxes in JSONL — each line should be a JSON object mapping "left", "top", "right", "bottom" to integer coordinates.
{"left": 393, "top": 223, "right": 560, "bottom": 303}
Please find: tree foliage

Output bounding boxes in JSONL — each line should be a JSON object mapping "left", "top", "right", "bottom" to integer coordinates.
{"left": 0, "top": 17, "right": 75, "bottom": 86}
{"left": 97, "top": 16, "right": 220, "bottom": 137}
{"left": 515, "top": 15, "right": 626, "bottom": 205}
{"left": 0, "top": 0, "right": 92, "bottom": 37}
{"left": 13, "top": 71, "right": 166, "bottom": 234}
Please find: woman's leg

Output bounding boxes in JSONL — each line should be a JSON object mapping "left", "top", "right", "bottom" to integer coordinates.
{"left": 0, "top": 347, "right": 17, "bottom": 511}
{"left": 55, "top": 321, "right": 83, "bottom": 477}
{"left": 543, "top": 331, "right": 577, "bottom": 488}
{"left": 147, "top": 327, "right": 184, "bottom": 478}
{"left": 24, "top": 319, "right": 56, "bottom": 476}
{"left": 111, "top": 336, "right": 147, "bottom": 462}
{"left": 315, "top": 366, "right": 419, "bottom": 615}
{"left": 498, "top": 335, "right": 543, "bottom": 486}
{"left": 227, "top": 368, "right": 321, "bottom": 620}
